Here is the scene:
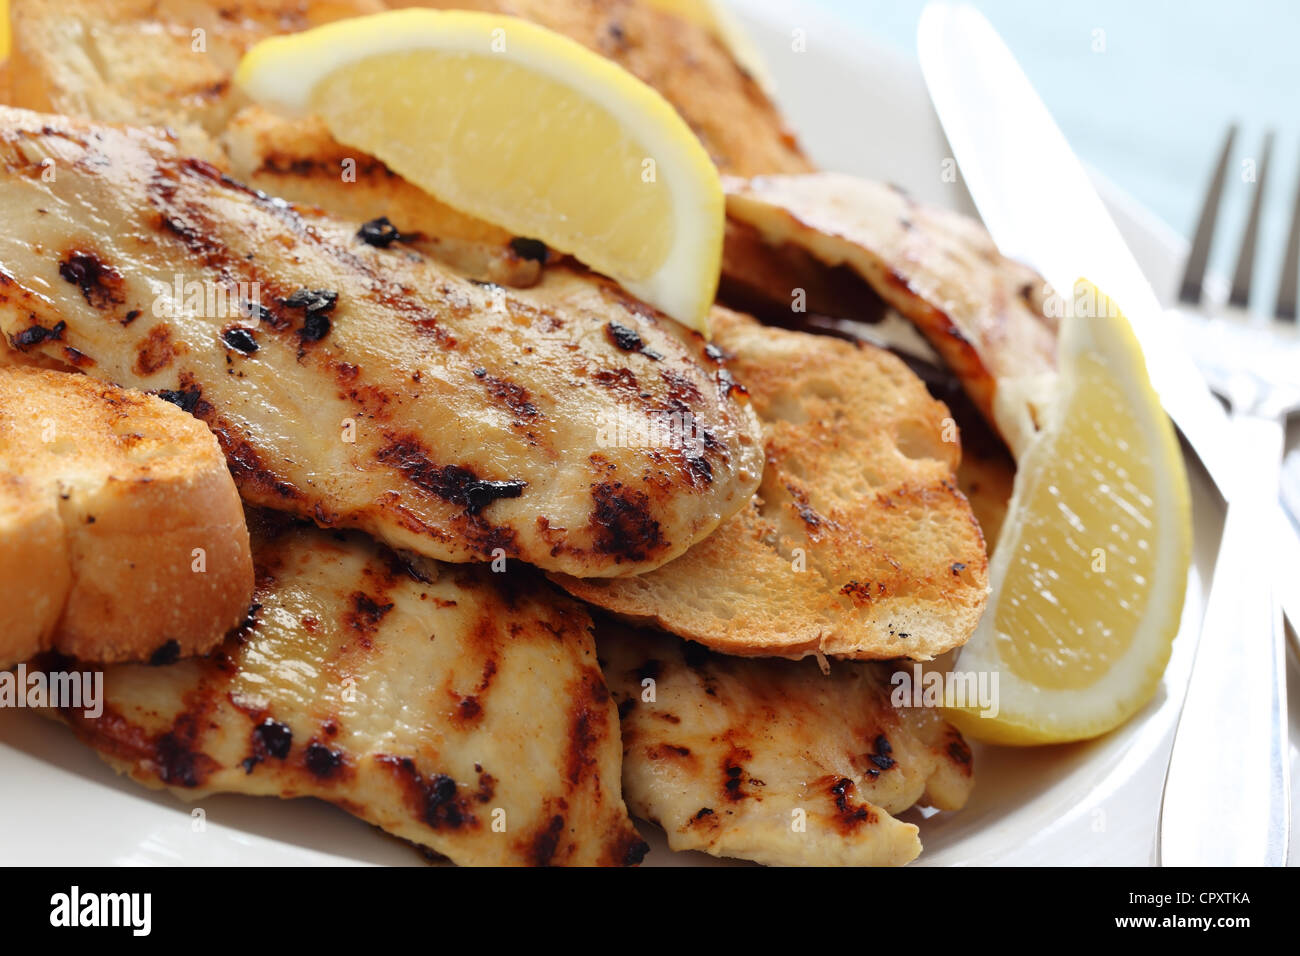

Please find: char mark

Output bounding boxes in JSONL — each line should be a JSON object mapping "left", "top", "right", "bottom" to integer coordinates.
{"left": 154, "top": 713, "right": 217, "bottom": 788}
{"left": 133, "top": 324, "right": 177, "bottom": 375}
{"left": 10, "top": 320, "right": 65, "bottom": 350}
{"left": 210, "top": 419, "right": 304, "bottom": 501}
{"left": 379, "top": 756, "right": 478, "bottom": 832}
{"left": 590, "top": 482, "right": 667, "bottom": 562}
{"left": 58, "top": 250, "right": 125, "bottom": 309}
{"left": 377, "top": 438, "right": 526, "bottom": 515}
{"left": 304, "top": 741, "right": 344, "bottom": 779}
{"left": 357, "top": 217, "right": 403, "bottom": 248}
{"left": 829, "top": 777, "right": 878, "bottom": 832}
{"left": 148, "top": 640, "right": 181, "bottom": 666}
{"left": 509, "top": 237, "right": 549, "bottom": 263}
{"left": 606, "top": 321, "right": 644, "bottom": 352}
{"left": 483, "top": 374, "right": 541, "bottom": 420}
{"left": 343, "top": 591, "right": 395, "bottom": 638}
{"left": 530, "top": 814, "right": 566, "bottom": 867}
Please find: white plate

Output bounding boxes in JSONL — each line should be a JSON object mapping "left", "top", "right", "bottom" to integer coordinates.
{"left": 0, "top": 0, "right": 1294, "bottom": 867}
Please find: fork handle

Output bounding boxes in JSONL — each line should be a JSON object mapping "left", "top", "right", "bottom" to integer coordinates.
{"left": 1159, "top": 409, "right": 1290, "bottom": 866}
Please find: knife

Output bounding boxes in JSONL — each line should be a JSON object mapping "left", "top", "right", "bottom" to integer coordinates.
{"left": 917, "top": 2, "right": 1289, "bottom": 865}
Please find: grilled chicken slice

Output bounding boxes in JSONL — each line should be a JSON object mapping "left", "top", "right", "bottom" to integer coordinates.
{"left": 599, "top": 623, "right": 974, "bottom": 866}
{"left": 555, "top": 309, "right": 989, "bottom": 661}
{"left": 723, "top": 173, "right": 1059, "bottom": 459}
{"left": 43, "top": 513, "right": 649, "bottom": 867}
{"left": 0, "top": 108, "right": 763, "bottom": 576}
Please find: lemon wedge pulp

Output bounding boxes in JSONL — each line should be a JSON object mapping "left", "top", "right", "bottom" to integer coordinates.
{"left": 235, "top": 9, "right": 723, "bottom": 334}
{"left": 945, "top": 282, "right": 1192, "bottom": 745}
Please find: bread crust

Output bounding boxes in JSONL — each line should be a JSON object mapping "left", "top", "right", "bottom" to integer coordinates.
{"left": 0, "top": 366, "right": 253, "bottom": 666}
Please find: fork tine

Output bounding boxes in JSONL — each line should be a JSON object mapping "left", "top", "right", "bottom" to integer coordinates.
{"left": 1228, "top": 130, "right": 1275, "bottom": 309}
{"left": 1180, "top": 125, "right": 1238, "bottom": 306}
{"left": 1276, "top": 141, "right": 1300, "bottom": 321}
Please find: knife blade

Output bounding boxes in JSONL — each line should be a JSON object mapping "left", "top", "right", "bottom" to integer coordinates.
{"left": 916, "top": 2, "right": 1239, "bottom": 497}
{"left": 917, "top": 2, "right": 1289, "bottom": 865}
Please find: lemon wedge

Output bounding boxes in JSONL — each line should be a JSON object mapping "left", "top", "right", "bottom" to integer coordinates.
{"left": 1, "top": 0, "right": 9, "bottom": 62}
{"left": 235, "top": 9, "right": 723, "bottom": 334}
{"left": 944, "top": 282, "right": 1192, "bottom": 746}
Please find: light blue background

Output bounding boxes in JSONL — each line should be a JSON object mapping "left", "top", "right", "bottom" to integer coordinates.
{"left": 801, "top": 0, "right": 1299, "bottom": 311}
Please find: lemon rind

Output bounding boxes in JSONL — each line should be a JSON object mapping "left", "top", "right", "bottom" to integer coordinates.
{"left": 946, "top": 284, "right": 1192, "bottom": 746}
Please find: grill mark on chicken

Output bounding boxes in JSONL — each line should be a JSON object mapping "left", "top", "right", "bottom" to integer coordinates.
{"left": 303, "top": 740, "right": 347, "bottom": 780}
{"left": 376, "top": 436, "right": 527, "bottom": 516}
{"left": 132, "top": 324, "right": 178, "bottom": 375}
{"left": 343, "top": 591, "right": 394, "bottom": 644}
{"left": 57, "top": 249, "right": 125, "bottom": 309}
{"left": 566, "top": 670, "right": 612, "bottom": 788}
{"left": 206, "top": 415, "right": 304, "bottom": 502}
{"left": 481, "top": 374, "right": 541, "bottom": 421}
{"left": 828, "top": 776, "right": 879, "bottom": 833}
{"left": 9, "top": 319, "right": 64, "bottom": 349}
{"left": 258, "top": 151, "right": 396, "bottom": 184}
{"left": 379, "top": 757, "right": 480, "bottom": 832}
{"left": 52, "top": 666, "right": 220, "bottom": 790}
{"left": 589, "top": 482, "right": 667, "bottom": 563}
{"left": 528, "top": 809, "right": 568, "bottom": 866}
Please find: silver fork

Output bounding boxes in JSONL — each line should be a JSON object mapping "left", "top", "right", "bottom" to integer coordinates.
{"left": 1160, "top": 126, "right": 1299, "bottom": 866}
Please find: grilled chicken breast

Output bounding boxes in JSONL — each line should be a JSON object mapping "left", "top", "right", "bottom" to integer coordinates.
{"left": 44, "top": 513, "right": 648, "bottom": 866}
{"left": 556, "top": 309, "right": 989, "bottom": 661}
{"left": 600, "top": 623, "right": 974, "bottom": 866}
{"left": 723, "top": 173, "right": 1059, "bottom": 459}
{"left": 0, "top": 108, "right": 763, "bottom": 576}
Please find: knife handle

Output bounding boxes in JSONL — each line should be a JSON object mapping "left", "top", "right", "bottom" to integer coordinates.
{"left": 1159, "top": 410, "right": 1289, "bottom": 865}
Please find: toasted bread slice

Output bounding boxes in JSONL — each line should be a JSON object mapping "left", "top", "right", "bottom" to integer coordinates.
{"left": 0, "top": 366, "right": 253, "bottom": 667}
{"left": 8, "top": 0, "right": 386, "bottom": 161}
{"left": 405, "top": 0, "right": 812, "bottom": 175}
{"left": 723, "top": 173, "right": 1059, "bottom": 459}
{"left": 600, "top": 622, "right": 974, "bottom": 866}
{"left": 11, "top": 0, "right": 808, "bottom": 177}
{"left": 46, "top": 514, "right": 648, "bottom": 867}
{"left": 555, "top": 309, "right": 989, "bottom": 661}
